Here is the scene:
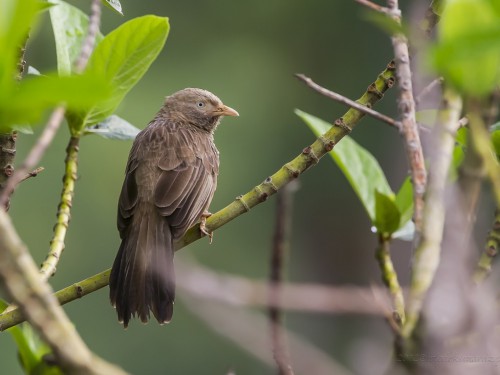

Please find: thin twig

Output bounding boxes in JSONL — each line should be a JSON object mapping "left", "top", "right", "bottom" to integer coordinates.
{"left": 415, "top": 77, "right": 443, "bottom": 107}
{"left": 387, "top": 0, "right": 427, "bottom": 232}
{"left": 0, "top": 106, "right": 66, "bottom": 208}
{"left": 269, "top": 183, "right": 297, "bottom": 375}
{"left": 403, "top": 87, "right": 462, "bottom": 339}
{"left": 295, "top": 73, "right": 400, "bottom": 130}
{"left": 375, "top": 235, "right": 405, "bottom": 328}
{"left": 354, "top": 0, "right": 391, "bottom": 14}
{"left": 73, "top": 0, "right": 101, "bottom": 73}
{"left": 19, "top": 166, "right": 44, "bottom": 183}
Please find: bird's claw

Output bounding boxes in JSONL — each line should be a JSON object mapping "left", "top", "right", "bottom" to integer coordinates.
{"left": 200, "top": 212, "right": 213, "bottom": 244}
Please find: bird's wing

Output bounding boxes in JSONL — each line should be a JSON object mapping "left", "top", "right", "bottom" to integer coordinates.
{"left": 154, "top": 126, "right": 218, "bottom": 238}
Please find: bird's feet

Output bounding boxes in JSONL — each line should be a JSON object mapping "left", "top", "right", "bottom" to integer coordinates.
{"left": 200, "top": 211, "right": 213, "bottom": 244}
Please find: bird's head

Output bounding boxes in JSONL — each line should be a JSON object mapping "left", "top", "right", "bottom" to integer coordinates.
{"left": 163, "top": 88, "right": 239, "bottom": 132}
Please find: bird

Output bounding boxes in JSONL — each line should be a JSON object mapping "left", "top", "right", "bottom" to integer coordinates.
{"left": 109, "top": 88, "right": 239, "bottom": 327}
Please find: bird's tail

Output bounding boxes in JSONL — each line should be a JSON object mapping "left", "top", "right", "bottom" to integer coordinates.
{"left": 109, "top": 207, "right": 175, "bottom": 327}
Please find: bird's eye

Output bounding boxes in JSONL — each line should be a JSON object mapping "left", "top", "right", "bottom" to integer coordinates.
{"left": 197, "top": 102, "right": 205, "bottom": 107}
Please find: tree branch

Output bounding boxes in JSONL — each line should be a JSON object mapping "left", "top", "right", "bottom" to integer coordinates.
{"left": 0, "top": 210, "right": 127, "bottom": 374}
{"left": 474, "top": 209, "right": 500, "bottom": 283}
{"left": 402, "top": 87, "right": 462, "bottom": 339}
{"left": 375, "top": 235, "right": 405, "bottom": 329}
{"left": 387, "top": 0, "right": 427, "bottom": 232}
{"left": 295, "top": 73, "right": 399, "bottom": 129}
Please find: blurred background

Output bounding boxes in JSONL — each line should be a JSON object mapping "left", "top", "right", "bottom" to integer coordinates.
{"left": 0, "top": 1, "right": 465, "bottom": 374}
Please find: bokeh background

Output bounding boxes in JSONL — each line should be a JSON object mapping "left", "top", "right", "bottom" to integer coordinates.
{"left": 0, "top": 1, "right": 447, "bottom": 374}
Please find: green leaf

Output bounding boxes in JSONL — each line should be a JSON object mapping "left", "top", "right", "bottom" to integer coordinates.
{"left": 296, "top": 109, "right": 393, "bottom": 221}
{"left": 101, "top": 0, "right": 123, "bottom": 16}
{"left": 0, "top": 0, "right": 41, "bottom": 90}
{"left": 430, "top": 0, "right": 500, "bottom": 96}
{"left": 395, "top": 177, "right": 413, "bottom": 227}
{"left": 0, "top": 73, "right": 112, "bottom": 130}
{"left": 374, "top": 190, "right": 401, "bottom": 237}
{"left": 393, "top": 219, "right": 415, "bottom": 241}
{"left": 67, "top": 15, "right": 170, "bottom": 134}
{"left": 491, "top": 122, "right": 500, "bottom": 158}
{"left": 50, "top": 0, "right": 104, "bottom": 76}
{"left": 85, "top": 115, "right": 140, "bottom": 140}
{"left": 12, "top": 124, "right": 34, "bottom": 134}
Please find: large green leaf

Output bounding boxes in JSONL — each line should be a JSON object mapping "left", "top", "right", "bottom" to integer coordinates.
{"left": 0, "top": 73, "right": 112, "bottom": 130}
{"left": 430, "top": 0, "right": 500, "bottom": 96}
{"left": 296, "top": 109, "right": 393, "bottom": 221}
{"left": 0, "top": 0, "right": 41, "bottom": 90}
{"left": 67, "top": 15, "right": 170, "bottom": 134}
{"left": 50, "top": 0, "right": 104, "bottom": 76}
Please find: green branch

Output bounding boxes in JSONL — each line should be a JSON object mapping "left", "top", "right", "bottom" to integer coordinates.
{"left": 474, "top": 210, "right": 500, "bottom": 283}
{"left": 0, "top": 61, "right": 396, "bottom": 331}
{"left": 375, "top": 235, "right": 405, "bottom": 327}
{"left": 40, "top": 136, "right": 80, "bottom": 279}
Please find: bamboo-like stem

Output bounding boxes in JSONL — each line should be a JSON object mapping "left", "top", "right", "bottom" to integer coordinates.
{"left": 474, "top": 210, "right": 500, "bottom": 283}
{"left": 402, "top": 87, "right": 463, "bottom": 339}
{"left": 387, "top": 0, "right": 427, "bottom": 233}
{"left": 0, "top": 62, "right": 397, "bottom": 330}
{"left": 375, "top": 235, "right": 405, "bottom": 327}
{"left": 40, "top": 137, "right": 80, "bottom": 279}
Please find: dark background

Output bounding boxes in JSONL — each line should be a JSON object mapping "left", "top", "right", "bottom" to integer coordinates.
{"left": 1, "top": 1, "right": 438, "bottom": 374}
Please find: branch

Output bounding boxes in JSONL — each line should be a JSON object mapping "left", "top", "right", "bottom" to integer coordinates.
{"left": 0, "top": 210, "right": 127, "bottom": 374}
{"left": 415, "top": 77, "right": 443, "bottom": 107}
{"left": 387, "top": 0, "right": 427, "bottom": 232}
{"left": 474, "top": 210, "right": 500, "bottom": 283}
{"left": 354, "top": 0, "right": 391, "bottom": 14}
{"left": 375, "top": 235, "right": 405, "bottom": 328}
{"left": 402, "top": 87, "right": 462, "bottom": 339}
{"left": 295, "top": 73, "right": 399, "bottom": 129}
{"left": 0, "top": 259, "right": 393, "bottom": 331}
{"left": 0, "top": 61, "right": 397, "bottom": 329}
{"left": 40, "top": 0, "right": 102, "bottom": 279}
{"left": 0, "top": 132, "right": 17, "bottom": 210}
{"left": 269, "top": 183, "right": 297, "bottom": 375}
{"left": 19, "top": 166, "right": 44, "bottom": 183}
{"left": 40, "top": 137, "right": 80, "bottom": 279}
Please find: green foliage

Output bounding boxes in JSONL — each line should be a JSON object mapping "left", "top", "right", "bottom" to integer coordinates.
{"left": 430, "top": 0, "right": 500, "bottom": 96}
{"left": 85, "top": 115, "right": 140, "bottom": 140}
{"left": 101, "top": 0, "right": 123, "bottom": 16}
{"left": 0, "top": 300, "right": 62, "bottom": 375}
{"left": 50, "top": 0, "right": 103, "bottom": 76}
{"left": 362, "top": 11, "right": 406, "bottom": 36}
{"left": 296, "top": 109, "right": 413, "bottom": 239}
{"left": 374, "top": 191, "right": 401, "bottom": 237}
{"left": 66, "top": 15, "right": 170, "bottom": 135}
{"left": 490, "top": 122, "right": 500, "bottom": 158}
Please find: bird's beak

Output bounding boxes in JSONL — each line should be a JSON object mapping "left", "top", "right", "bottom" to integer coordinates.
{"left": 216, "top": 104, "right": 239, "bottom": 117}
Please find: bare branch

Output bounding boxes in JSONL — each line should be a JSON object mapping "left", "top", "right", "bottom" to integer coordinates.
{"left": 387, "top": 0, "right": 427, "bottom": 232}
{"left": 19, "top": 166, "right": 44, "bottom": 183}
{"left": 295, "top": 73, "right": 400, "bottom": 130}
{"left": 354, "top": 0, "right": 391, "bottom": 14}
{"left": 415, "top": 77, "right": 443, "bottom": 107}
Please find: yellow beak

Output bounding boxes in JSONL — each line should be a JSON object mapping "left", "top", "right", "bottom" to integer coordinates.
{"left": 216, "top": 104, "right": 239, "bottom": 117}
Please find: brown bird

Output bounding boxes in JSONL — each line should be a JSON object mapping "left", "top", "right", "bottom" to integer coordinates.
{"left": 109, "top": 88, "right": 238, "bottom": 327}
